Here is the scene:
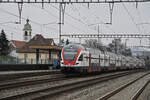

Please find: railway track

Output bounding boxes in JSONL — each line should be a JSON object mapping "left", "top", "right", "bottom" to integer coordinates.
{"left": 0, "top": 74, "right": 66, "bottom": 91}
{"left": 132, "top": 80, "right": 150, "bottom": 100}
{"left": 0, "top": 70, "right": 61, "bottom": 81}
{"left": 0, "top": 70, "right": 143, "bottom": 100}
{"left": 98, "top": 71, "right": 150, "bottom": 100}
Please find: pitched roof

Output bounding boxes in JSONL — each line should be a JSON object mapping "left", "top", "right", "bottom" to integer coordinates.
{"left": 11, "top": 40, "right": 26, "bottom": 49}
{"left": 27, "top": 34, "right": 55, "bottom": 46}
{"left": 18, "top": 34, "right": 59, "bottom": 53}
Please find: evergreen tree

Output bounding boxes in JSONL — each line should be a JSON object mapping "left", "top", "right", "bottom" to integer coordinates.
{"left": 0, "top": 30, "right": 9, "bottom": 56}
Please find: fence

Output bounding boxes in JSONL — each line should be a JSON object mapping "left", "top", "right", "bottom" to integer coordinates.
{"left": 0, "top": 56, "right": 56, "bottom": 65}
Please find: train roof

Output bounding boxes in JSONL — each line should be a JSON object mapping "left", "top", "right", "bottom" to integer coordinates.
{"left": 63, "top": 43, "right": 141, "bottom": 61}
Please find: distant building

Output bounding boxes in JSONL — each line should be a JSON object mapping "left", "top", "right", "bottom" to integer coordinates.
{"left": 8, "top": 19, "right": 61, "bottom": 64}
{"left": 9, "top": 40, "right": 26, "bottom": 57}
{"left": 18, "top": 34, "right": 61, "bottom": 64}
{"left": 131, "top": 47, "right": 150, "bottom": 59}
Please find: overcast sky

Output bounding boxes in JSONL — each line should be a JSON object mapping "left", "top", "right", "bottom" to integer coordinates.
{"left": 0, "top": 1, "right": 150, "bottom": 46}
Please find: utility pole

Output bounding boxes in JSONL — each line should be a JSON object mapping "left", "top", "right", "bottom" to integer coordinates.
{"left": 98, "top": 24, "right": 100, "bottom": 43}
{"left": 58, "top": 3, "right": 66, "bottom": 44}
{"left": 149, "top": 38, "right": 150, "bottom": 48}
{"left": 115, "top": 39, "right": 117, "bottom": 54}
{"left": 59, "top": 3, "right": 62, "bottom": 44}
{"left": 17, "top": 3, "right": 23, "bottom": 24}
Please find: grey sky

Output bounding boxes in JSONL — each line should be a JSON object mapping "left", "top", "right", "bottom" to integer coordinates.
{"left": 0, "top": 2, "right": 150, "bottom": 46}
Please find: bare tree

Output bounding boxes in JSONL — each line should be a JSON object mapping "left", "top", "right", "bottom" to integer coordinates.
{"left": 107, "top": 38, "right": 132, "bottom": 56}
{"left": 85, "top": 39, "right": 103, "bottom": 50}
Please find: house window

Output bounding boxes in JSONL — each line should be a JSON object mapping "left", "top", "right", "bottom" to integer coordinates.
{"left": 25, "top": 31, "right": 28, "bottom": 36}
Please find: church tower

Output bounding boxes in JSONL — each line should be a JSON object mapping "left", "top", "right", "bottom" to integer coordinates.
{"left": 23, "top": 19, "right": 32, "bottom": 42}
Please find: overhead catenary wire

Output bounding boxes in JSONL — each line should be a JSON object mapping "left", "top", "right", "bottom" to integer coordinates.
{"left": 0, "top": 24, "right": 23, "bottom": 39}
{"left": 0, "top": 8, "right": 41, "bottom": 25}
{"left": 0, "top": 7, "right": 59, "bottom": 32}
{"left": 49, "top": 4, "right": 88, "bottom": 25}
{"left": 65, "top": 4, "right": 102, "bottom": 33}
{"left": 27, "top": 4, "right": 89, "bottom": 33}
{"left": 26, "top": 4, "right": 87, "bottom": 38}
{"left": 50, "top": 4, "right": 101, "bottom": 33}
{"left": 136, "top": 7, "right": 146, "bottom": 33}
{"left": 1, "top": 1, "right": 149, "bottom": 43}
{"left": 0, "top": 4, "right": 88, "bottom": 38}
{"left": 0, "top": 23, "right": 40, "bottom": 35}
{"left": 122, "top": 3, "right": 141, "bottom": 33}
{"left": 29, "top": 4, "right": 58, "bottom": 18}
{"left": 47, "top": 4, "right": 91, "bottom": 33}
{"left": 75, "top": 3, "right": 115, "bottom": 33}
{"left": 0, "top": 3, "right": 112, "bottom": 35}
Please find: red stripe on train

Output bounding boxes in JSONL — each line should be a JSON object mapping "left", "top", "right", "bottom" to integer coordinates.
{"left": 62, "top": 48, "right": 64, "bottom": 61}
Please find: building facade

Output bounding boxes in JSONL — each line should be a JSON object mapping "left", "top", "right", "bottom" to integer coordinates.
{"left": 8, "top": 19, "right": 61, "bottom": 64}
{"left": 18, "top": 34, "right": 60, "bottom": 64}
{"left": 9, "top": 40, "right": 26, "bottom": 57}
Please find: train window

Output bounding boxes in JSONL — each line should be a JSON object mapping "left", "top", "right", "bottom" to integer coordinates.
{"left": 64, "top": 52, "right": 77, "bottom": 60}
{"left": 63, "top": 44, "right": 80, "bottom": 60}
{"left": 78, "top": 54, "right": 83, "bottom": 61}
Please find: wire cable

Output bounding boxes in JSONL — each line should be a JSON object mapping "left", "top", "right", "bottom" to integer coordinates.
{"left": 122, "top": 3, "right": 140, "bottom": 33}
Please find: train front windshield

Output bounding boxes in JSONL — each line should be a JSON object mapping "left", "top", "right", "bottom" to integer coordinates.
{"left": 63, "top": 44, "right": 79, "bottom": 61}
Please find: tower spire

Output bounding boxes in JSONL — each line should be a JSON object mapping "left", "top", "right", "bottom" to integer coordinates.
{"left": 23, "top": 19, "right": 32, "bottom": 42}
{"left": 26, "top": 19, "right": 29, "bottom": 23}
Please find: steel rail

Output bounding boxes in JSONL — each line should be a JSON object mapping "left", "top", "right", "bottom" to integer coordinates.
{"left": 131, "top": 79, "right": 150, "bottom": 100}
{"left": 0, "top": 70, "right": 141, "bottom": 100}
{"left": 0, "top": 74, "right": 66, "bottom": 91}
{"left": 98, "top": 72, "right": 150, "bottom": 100}
{"left": 0, "top": 70, "right": 61, "bottom": 81}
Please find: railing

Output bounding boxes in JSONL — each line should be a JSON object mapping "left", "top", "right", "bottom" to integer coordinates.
{"left": 0, "top": 56, "right": 56, "bottom": 65}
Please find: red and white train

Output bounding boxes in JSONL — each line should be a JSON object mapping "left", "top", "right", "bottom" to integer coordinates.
{"left": 61, "top": 43, "right": 145, "bottom": 74}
